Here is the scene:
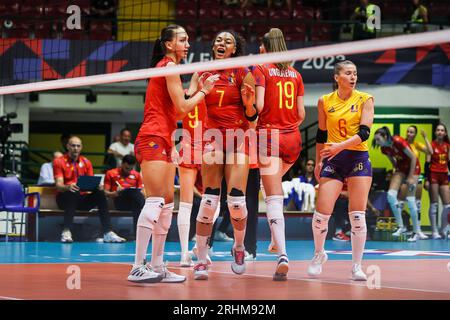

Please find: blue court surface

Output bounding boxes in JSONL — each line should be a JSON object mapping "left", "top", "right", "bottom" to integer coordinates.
{"left": 1, "top": 240, "right": 449, "bottom": 265}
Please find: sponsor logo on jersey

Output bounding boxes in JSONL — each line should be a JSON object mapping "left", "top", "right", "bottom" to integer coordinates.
{"left": 149, "top": 141, "right": 159, "bottom": 149}
{"left": 328, "top": 106, "right": 336, "bottom": 113}
{"left": 350, "top": 104, "right": 358, "bottom": 112}
{"left": 323, "top": 165, "right": 335, "bottom": 173}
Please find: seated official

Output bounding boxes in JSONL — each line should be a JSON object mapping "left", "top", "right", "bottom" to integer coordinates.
{"left": 53, "top": 136, "right": 126, "bottom": 243}
{"left": 37, "top": 151, "right": 63, "bottom": 186}
{"left": 103, "top": 155, "right": 145, "bottom": 237}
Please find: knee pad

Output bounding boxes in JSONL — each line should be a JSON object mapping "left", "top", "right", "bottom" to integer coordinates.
{"left": 387, "top": 189, "right": 398, "bottom": 206}
{"left": 416, "top": 200, "right": 422, "bottom": 212}
{"left": 265, "top": 195, "right": 284, "bottom": 223}
{"left": 430, "top": 202, "right": 438, "bottom": 214}
{"left": 137, "top": 197, "right": 165, "bottom": 228}
{"left": 196, "top": 194, "right": 220, "bottom": 224}
{"left": 227, "top": 195, "right": 248, "bottom": 221}
{"left": 229, "top": 188, "right": 244, "bottom": 197}
{"left": 349, "top": 211, "right": 367, "bottom": 234}
{"left": 312, "top": 211, "right": 330, "bottom": 232}
{"left": 153, "top": 203, "right": 174, "bottom": 235}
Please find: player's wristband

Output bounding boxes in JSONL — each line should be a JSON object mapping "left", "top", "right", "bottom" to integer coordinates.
{"left": 316, "top": 129, "right": 327, "bottom": 143}
{"left": 357, "top": 124, "right": 370, "bottom": 142}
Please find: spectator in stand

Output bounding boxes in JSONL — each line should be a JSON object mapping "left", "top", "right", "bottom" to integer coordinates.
{"left": 107, "top": 128, "right": 134, "bottom": 167}
{"left": 351, "top": 0, "right": 377, "bottom": 40}
{"left": 38, "top": 151, "right": 63, "bottom": 186}
{"left": 406, "top": 0, "right": 429, "bottom": 33}
{"left": 54, "top": 136, "right": 125, "bottom": 243}
{"left": 299, "top": 159, "right": 318, "bottom": 186}
{"left": 103, "top": 155, "right": 145, "bottom": 239}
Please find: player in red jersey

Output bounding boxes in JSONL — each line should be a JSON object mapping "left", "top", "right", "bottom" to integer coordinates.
{"left": 423, "top": 123, "right": 450, "bottom": 239}
{"left": 372, "top": 127, "right": 422, "bottom": 241}
{"left": 177, "top": 98, "right": 220, "bottom": 267}
{"left": 189, "top": 30, "right": 256, "bottom": 280}
{"left": 252, "top": 28, "right": 305, "bottom": 281}
{"left": 128, "top": 25, "right": 219, "bottom": 284}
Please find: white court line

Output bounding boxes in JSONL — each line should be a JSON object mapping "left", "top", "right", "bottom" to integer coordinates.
{"left": 165, "top": 264, "right": 450, "bottom": 296}
{"left": 0, "top": 296, "right": 23, "bottom": 300}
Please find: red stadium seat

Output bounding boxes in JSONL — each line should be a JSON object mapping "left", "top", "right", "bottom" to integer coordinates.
{"left": 199, "top": 0, "right": 221, "bottom": 19}
{"left": 245, "top": 7, "right": 268, "bottom": 20}
{"left": 45, "top": 3, "right": 67, "bottom": 17}
{"left": 269, "top": 9, "right": 292, "bottom": 20}
{"left": 34, "top": 21, "right": 57, "bottom": 39}
{"left": 222, "top": 7, "right": 244, "bottom": 20}
{"left": 5, "top": 21, "right": 30, "bottom": 39}
{"left": 20, "top": 0, "right": 45, "bottom": 17}
{"left": 89, "top": 20, "right": 112, "bottom": 41}
{"left": 176, "top": 0, "right": 197, "bottom": 20}
{"left": 293, "top": 6, "right": 315, "bottom": 20}
{"left": 311, "top": 23, "right": 331, "bottom": 42}
{"left": 0, "top": 1, "right": 20, "bottom": 15}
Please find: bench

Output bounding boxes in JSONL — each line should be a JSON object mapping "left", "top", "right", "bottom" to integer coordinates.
{"left": 24, "top": 186, "right": 313, "bottom": 241}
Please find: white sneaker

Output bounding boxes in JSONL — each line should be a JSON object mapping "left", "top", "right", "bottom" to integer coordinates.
{"left": 61, "top": 229, "right": 73, "bottom": 243}
{"left": 307, "top": 251, "right": 328, "bottom": 277}
{"left": 152, "top": 265, "right": 186, "bottom": 283}
{"left": 273, "top": 254, "right": 289, "bottom": 281}
{"left": 214, "top": 231, "right": 233, "bottom": 242}
{"left": 392, "top": 227, "right": 407, "bottom": 237}
{"left": 231, "top": 248, "right": 246, "bottom": 275}
{"left": 127, "top": 264, "right": 163, "bottom": 283}
{"left": 407, "top": 233, "right": 418, "bottom": 242}
{"left": 194, "top": 261, "right": 209, "bottom": 280}
{"left": 351, "top": 263, "right": 367, "bottom": 281}
{"left": 417, "top": 231, "right": 429, "bottom": 240}
{"left": 432, "top": 231, "right": 442, "bottom": 240}
{"left": 192, "top": 246, "right": 212, "bottom": 265}
{"left": 103, "top": 231, "right": 126, "bottom": 243}
{"left": 244, "top": 251, "right": 256, "bottom": 261}
{"left": 180, "top": 252, "right": 194, "bottom": 267}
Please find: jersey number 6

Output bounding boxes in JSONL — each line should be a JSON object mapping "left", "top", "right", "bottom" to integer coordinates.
{"left": 338, "top": 118, "right": 347, "bottom": 137}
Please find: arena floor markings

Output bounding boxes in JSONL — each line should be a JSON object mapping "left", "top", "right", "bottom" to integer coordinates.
{"left": 0, "top": 240, "right": 449, "bottom": 300}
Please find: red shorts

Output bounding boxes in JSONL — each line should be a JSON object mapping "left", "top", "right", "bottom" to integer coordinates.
{"left": 178, "top": 140, "right": 202, "bottom": 170}
{"left": 134, "top": 135, "right": 173, "bottom": 164}
{"left": 397, "top": 162, "right": 421, "bottom": 176}
{"left": 202, "top": 129, "right": 250, "bottom": 156}
{"left": 429, "top": 171, "right": 448, "bottom": 186}
{"left": 258, "top": 130, "right": 301, "bottom": 164}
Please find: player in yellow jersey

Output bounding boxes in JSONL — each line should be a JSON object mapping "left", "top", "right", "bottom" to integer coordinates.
{"left": 398, "top": 125, "right": 432, "bottom": 241}
{"left": 307, "top": 60, "right": 374, "bottom": 281}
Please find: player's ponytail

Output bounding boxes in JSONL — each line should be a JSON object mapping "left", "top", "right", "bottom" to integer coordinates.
{"left": 372, "top": 126, "right": 392, "bottom": 148}
{"left": 150, "top": 24, "right": 184, "bottom": 68}
{"left": 262, "top": 28, "right": 290, "bottom": 70}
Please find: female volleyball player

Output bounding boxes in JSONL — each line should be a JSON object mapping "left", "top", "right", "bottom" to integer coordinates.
{"left": 372, "top": 127, "right": 422, "bottom": 241}
{"left": 128, "top": 24, "right": 219, "bottom": 283}
{"left": 252, "top": 28, "right": 305, "bottom": 281}
{"left": 308, "top": 60, "right": 374, "bottom": 281}
{"left": 398, "top": 125, "right": 432, "bottom": 240}
{"left": 423, "top": 123, "right": 450, "bottom": 239}
{"left": 190, "top": 30, "right": 256, "bottom": 280}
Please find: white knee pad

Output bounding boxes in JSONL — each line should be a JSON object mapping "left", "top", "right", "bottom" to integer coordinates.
{"left": 312, "top": 211, "right": 330, "bottom": 232}
{"left": 196, "top": 194, "right": 220, "bottom": 224}
{"left": 213, "top": 201, "right": 220, "bottom": 223}
{"left": 265, "top": 195, "right": 284, "bottom": 222}
{"left": 227, "top": 195, "right": 248, "bottom": 221}
{"left": 387, "top": 189, "right": 398, "bottom": 206}
{"left": 430, "top": 202, "right": 438, "bottom": 214}
{"left": 137, "top": 197, "right": 165, "bottom": 228}
{"left": 153, "top": 203, "right": 174, "bottom": 235}
{"left": 349, "top": 211, "right": 367, "bottom": 234}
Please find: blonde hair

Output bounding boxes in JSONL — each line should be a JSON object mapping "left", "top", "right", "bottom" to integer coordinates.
{"left": 262, "top": 28, "right": 290, "bottom": 70}
{"left": 333, "top": 60, "right": 356, "bottom": 90}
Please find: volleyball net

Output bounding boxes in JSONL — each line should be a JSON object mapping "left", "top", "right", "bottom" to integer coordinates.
{"left": 0, "top": 29, "right": 449, "bottom": 95}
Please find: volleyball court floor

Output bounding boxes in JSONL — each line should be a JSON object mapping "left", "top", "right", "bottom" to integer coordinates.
{"left": 0, "top": 239, "right": 449, "bottom": 300}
